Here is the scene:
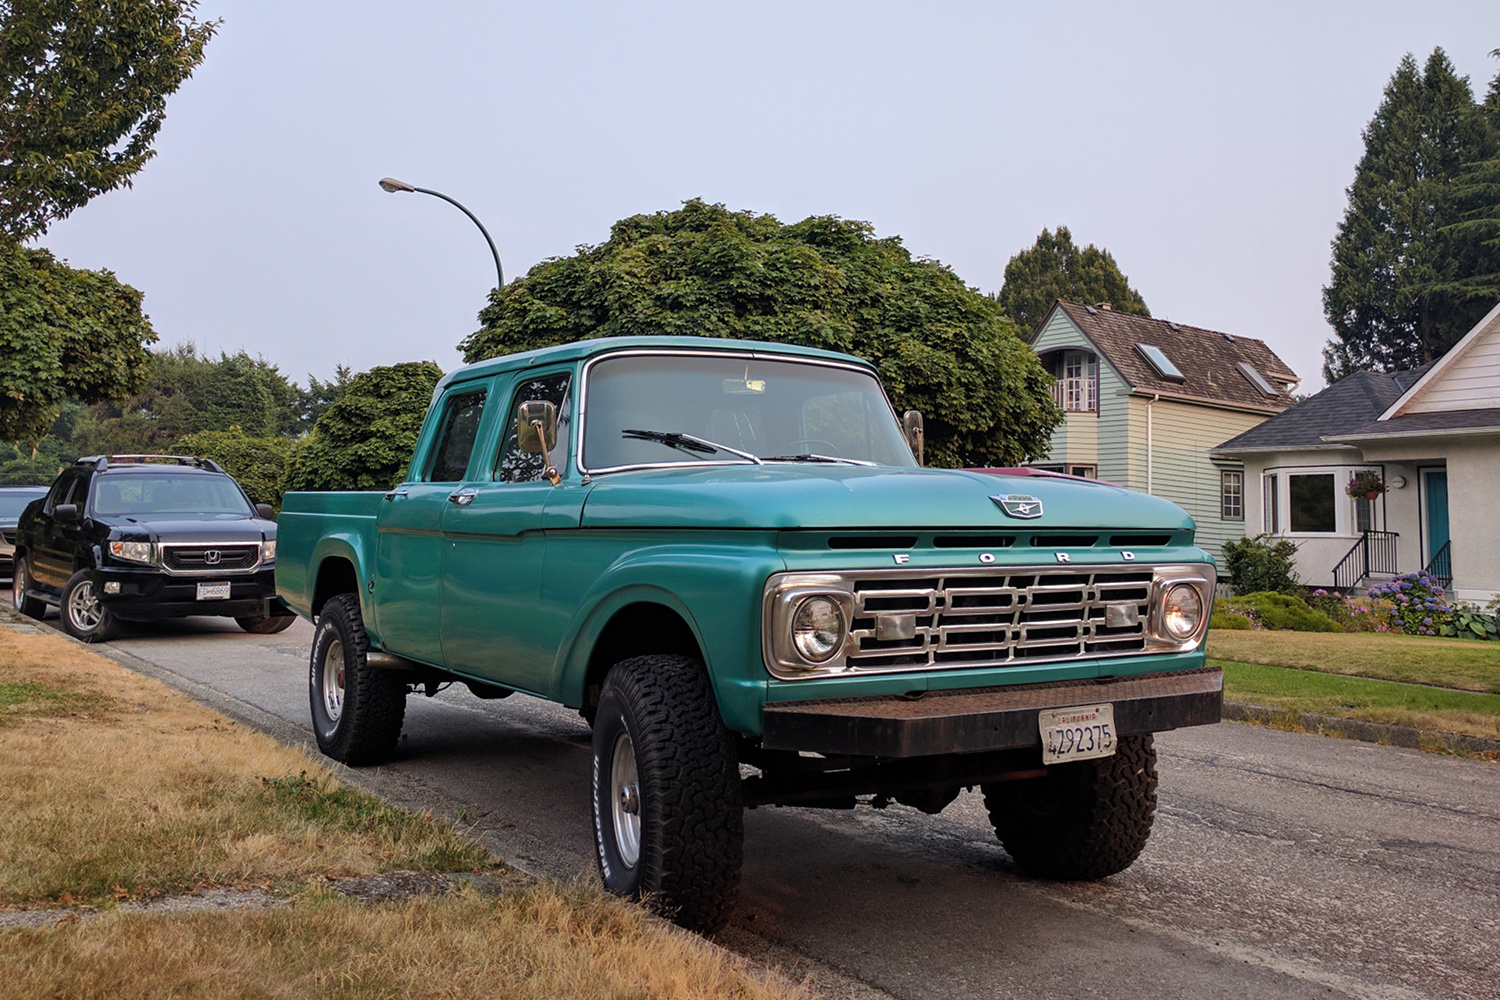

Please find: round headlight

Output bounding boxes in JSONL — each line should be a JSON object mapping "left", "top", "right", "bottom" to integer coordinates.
{"left": 1162, "top": 583, "right": 1203, "bottom": 640}
{"left": 792, "top": 596, "right": 845, "bottom": 663}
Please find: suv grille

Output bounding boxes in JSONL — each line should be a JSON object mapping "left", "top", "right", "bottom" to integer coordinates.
{"left": 162, "top": 544, "right": 259, "bottom": 573}
{"left": 846, "top": 567, "right": 1153, "bottom": 671}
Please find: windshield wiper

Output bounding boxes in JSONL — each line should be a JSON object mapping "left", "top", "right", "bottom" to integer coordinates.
{"left": 621, "top": 429, "right": 764, "bottom": 465}
{"left": 763, "top": 453, "right": 877, "bottom": 467}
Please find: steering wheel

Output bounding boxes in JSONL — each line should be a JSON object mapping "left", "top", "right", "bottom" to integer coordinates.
{"left": 778, "top": 438, "right": 840, "bottom": 455}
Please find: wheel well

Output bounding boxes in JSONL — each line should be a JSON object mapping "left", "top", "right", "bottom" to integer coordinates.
{"left": 583, "top": 602, "right": 704, "bottom": 715}
{"left": 312, "top": 557, "right": 359, "bottom": 615}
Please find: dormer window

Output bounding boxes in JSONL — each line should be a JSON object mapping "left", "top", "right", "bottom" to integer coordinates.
{"left": 1046, "top": 350, "right": 1098, "bottom": 412}
{"left": 1135, "top": 344, "right": 1185, "bottom": 381}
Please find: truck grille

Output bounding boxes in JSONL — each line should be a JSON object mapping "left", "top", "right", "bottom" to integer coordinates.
{"left": 845, "top": 567, "right": 1153, "bottom": 671}
{"left": 162, "top": 544, "right": 260, "bottom": 573}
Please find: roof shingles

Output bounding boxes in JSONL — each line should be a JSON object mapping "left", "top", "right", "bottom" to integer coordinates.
{"left": 1036, "top": 301, "right": 1299, "bottom": 414}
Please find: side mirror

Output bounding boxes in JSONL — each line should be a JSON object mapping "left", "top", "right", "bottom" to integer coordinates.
{"left": 903, "top": 410, "right": 925, "bottom": 467}
{"left": 54, "top": 503, "right": 80, "bottom": 524}
{"left": 517, "top": 400, "right": 558, "bottom": 454}
{"left": 255, "top": 503, "right": 275, "bottom": 520}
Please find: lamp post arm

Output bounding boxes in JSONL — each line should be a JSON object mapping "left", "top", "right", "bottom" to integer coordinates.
{"left": 413, "top": 186, "right": 504, "bottom": 290}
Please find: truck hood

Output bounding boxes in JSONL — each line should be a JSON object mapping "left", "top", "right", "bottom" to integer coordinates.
{"left": 578, "top": 466, "right": 1194, "bottom": 531}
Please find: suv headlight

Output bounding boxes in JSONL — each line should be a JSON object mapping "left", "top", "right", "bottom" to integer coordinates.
{"left": 109, "top": 540, "right": 156, "bottom": 564}
{"left": 261, "top": 539, "right": 276, "bottom": 562}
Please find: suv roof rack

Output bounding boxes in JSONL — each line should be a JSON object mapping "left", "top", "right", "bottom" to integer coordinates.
{"left": 76, "top": 455, "right": 226, "bottom": 474}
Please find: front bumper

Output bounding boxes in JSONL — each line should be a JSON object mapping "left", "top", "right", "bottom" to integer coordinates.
{"left": 97, "top": 567, "right": 279, "bottom": 621}
{"left": 759, "top": 665, "right": 1222, "bottom": 758}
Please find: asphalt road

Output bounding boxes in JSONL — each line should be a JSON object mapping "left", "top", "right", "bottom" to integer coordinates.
{"left": 55, "top": 614, "right": 1500, "bottom": 1000}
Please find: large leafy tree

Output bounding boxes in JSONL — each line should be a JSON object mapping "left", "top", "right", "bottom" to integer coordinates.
{"left": 282, "top": 362, "right": 444, "bottom": 492}
{"left": 0, "top": 0, "right": 217, "bottom": 239}
{"left": 0, "top": 242, "right": 156, "bottom": 441}
{"left": 1322, "top": 49, "right": 1499, "bottom": 382}
{"left": 460, "top": 199, "right": 1061, "bottom": 467}
{"left": 995, "top": 226, "right": 1150, "bottom": 336}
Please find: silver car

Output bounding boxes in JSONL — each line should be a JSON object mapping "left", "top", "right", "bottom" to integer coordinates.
{"left": 0, "top": 486, "right": 50, "bottom": 580}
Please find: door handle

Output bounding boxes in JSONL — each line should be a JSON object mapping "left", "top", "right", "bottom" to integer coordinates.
{"left": 448, "top": 488, "right": 477, "bottom": 506}
{"left": 383, "top": 488, "right": 409, "bottom": 501}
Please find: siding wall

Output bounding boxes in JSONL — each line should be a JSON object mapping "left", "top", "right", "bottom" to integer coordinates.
{"left": 1031, "top": 311, "right": 1128, "bottom": 475}
{"left": 1406, "top": 322, "right": 1500, "bottom": 413}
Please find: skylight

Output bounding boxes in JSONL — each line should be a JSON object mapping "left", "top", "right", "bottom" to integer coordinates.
{"left": 1237, "top": 361, "right": 1280, "bottom": 397}
{"left": 1135, "top": 344, "right": 1184, "bottom": 381}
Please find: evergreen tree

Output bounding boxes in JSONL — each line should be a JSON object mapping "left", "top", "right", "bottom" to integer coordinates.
{"left": 1322, "top": 49, "right": 1498, "bottom": 382}
{"left": 1442, "top": 56, "right": 1500, "bottom": 320}
{"left": 995, "top": 226, "right": 1150, "bottom": 336}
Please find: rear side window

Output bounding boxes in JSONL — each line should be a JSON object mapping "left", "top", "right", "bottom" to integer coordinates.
{"left": 423, "top": 388, "right": 488, "bottom": 482}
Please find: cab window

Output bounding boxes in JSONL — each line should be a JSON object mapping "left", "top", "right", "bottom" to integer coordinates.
{"left": 422, "top": 388, "right": 488, "bottom": 483}
{"left": 495, "top": 373, "right": 572, "bottom": 483}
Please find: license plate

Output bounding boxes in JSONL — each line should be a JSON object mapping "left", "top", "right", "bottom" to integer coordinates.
{"left": 196, "top": 581, "right": 231, "bottom": 601}
{"left": 1039, "top": 703, "right": 1116, "bottom": 765}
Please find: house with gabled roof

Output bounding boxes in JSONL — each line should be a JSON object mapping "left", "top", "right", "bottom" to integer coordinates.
{"left": 1214, "top": 301, "right": 1500, "bottom": 601}
{"left": 1027, "top": 300, "right": 1300, "bottom": 571}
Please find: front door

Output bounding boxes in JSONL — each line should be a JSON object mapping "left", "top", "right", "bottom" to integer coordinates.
{"left": 441, "top": 370, "right": 577, "bottom": 695}
{"left": 1422, "top": 468, "right": 1450, "bottom": 566}
{"left": 373, "top": 383, "right": 489, "bottom": 664}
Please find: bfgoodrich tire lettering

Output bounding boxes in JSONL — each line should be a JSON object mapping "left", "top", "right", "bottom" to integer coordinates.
{"left": 982, "top": 733, "right": 1158, "bottom": 880}
{"left": 308, "top": 593, "right": 407, "bottom": 765}
{"left": 591, "top": 654, "right": 743, "bottom": 932}
{"left": 60, "top": 570, "right": 121, "bottom": 642}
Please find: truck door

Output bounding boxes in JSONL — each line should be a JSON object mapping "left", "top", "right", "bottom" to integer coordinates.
{"left": 441, "top": 369, "right": 580, "bottom": 695}
{"left": 32, "top": 471, "right": 87, "bottom": 589}
{"left": 373, "top": 382, "right": 489, "bottom": 664}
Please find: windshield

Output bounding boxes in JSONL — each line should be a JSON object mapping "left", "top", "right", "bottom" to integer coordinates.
{"left": 582, "top": 353, "right": 916, "bottom": 471}
{"left": 0, "top": 492, "right": 44, "bottom": 518}
{"left": 91, "top": 474, "right": 254, "bottom": 517}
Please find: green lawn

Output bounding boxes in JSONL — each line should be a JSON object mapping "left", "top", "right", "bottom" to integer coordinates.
{"left": 1206, "top": 629, "right": 1500, "bottom": 694}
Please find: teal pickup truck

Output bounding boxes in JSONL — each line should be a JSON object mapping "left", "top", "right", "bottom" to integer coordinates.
{"left": 276, "top": 336, "right": 1220, "bottom": 931}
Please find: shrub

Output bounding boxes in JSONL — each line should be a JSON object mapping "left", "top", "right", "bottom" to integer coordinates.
{"left": 1222, "top": 535, "right": 1300, "bottom": 596}
{"left": 1209, "top": 609, "right": 1252, "bottom": 630}
{"left": 1367, "top": 574, "right": 1500, "bottom": 640}
{"left": 1213, "top": 592, "right": 1343, "bottom": 632}
{"left": 179, "top": 426, "right": 292, "bottom": 511}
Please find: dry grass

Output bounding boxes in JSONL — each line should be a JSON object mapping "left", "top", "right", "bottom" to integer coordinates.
{"left": 0, "top": 886, "right": 800, "bottom": 1000}
{"left": 1206, "top": 629, "right": 1500, "bottom": 693}
{"left": 0, "top": 629, "right": 488, "bottom": 907}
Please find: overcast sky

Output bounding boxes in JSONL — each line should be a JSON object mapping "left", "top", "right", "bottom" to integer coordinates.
{"left": 34, "top": 0, "right": 1500, "bottom": 395}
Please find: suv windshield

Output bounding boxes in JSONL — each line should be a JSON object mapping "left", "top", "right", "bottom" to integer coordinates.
{"left": 582, "top": 354, "right": 916, "bottom": 471}
{"left": 92, "top": 474, "right": 254, "bottom": 517}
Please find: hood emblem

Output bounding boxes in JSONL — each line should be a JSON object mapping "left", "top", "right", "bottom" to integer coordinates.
{"left": 992, "top": 494, "right": 1043, "bottom": 519}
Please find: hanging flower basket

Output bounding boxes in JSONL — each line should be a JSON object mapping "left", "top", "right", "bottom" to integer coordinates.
{"left": 1345, "top": 471, "right": 1386, "bottom": 500}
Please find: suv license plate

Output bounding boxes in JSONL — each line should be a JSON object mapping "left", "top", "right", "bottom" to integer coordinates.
{"left": 196, "top": 582, "right": 231, "bottom": 601}
{"left": 1039, "top": 704, "right": 1116, "bottom": 765}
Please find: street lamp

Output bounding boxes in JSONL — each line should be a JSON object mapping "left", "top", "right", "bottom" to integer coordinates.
{"left": 378, "top": 177, "right": 504, "bottom": 289}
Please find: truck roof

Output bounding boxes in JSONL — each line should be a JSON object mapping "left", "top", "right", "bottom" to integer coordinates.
{"left": 439, "top": 335, "right": 878, "bottom": 392}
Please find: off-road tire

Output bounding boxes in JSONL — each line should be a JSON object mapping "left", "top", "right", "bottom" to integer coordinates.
{"left": 308, "top": 593, "right": 407, "bottom": 765}
{"left": 591, "top": 654, "right": 743, "bottom": 933}
{"left": 11, "top": 557, "right": 46, "bottom": 619}
{"left": 982, "top": 733, "right": 1158, "bottom": 880}
{"left": 236, "top": 613, "right": 297, "bottom": 634}
{"left": 60, "top": 570, "right": 122, "bottom": 643}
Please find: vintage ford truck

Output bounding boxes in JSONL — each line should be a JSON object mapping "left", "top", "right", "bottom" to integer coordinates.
{"left": 276, "top": 336, "right": 1220, "bottom": 931}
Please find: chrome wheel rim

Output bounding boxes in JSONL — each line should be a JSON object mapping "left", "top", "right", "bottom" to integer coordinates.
{"left": 67, "top": 580, "right": 102, "bottom": 631}
{"left": 610, "top": 731, "right": 642, "bottom": 869}
{"left": 11, "top": 563, "right": 24, "bottom": 610}
{"left": 321, "top": 638, "right": 345, "bottom": 722}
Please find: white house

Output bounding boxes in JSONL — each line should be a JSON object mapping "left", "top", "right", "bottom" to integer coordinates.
{"left": 1214, "top": 301, "right": 1500, "bottom": 602}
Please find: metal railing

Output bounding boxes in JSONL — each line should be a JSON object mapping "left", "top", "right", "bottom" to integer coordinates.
{"left": 1332, "top": 530, "right": 1400, "bottom": 591}
{"left": 1423, "top": 540, "right": 1453, "bottom": 590}
{"left": 1050, "top": 377, "right": 1098, "bottom": 413}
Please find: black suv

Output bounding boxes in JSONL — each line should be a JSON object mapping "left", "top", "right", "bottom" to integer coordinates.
{"left": 10, "top": 455, "right": 293, "bottom": 642}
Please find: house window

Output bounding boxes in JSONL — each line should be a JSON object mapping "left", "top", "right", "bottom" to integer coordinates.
{"left": 1050, "top": 351, "right": 1098, "bottom": 413}
{"left": 1288, "top": 474, "right": 1336, "bottom": 533}
{"left": 1263, "top": 474, "right": 1279, "bottom": 533}
{"left": 1068, "top": 464, "right": 1097, "bottom": 479}
{"left": 1220, "top": 470, "right": 1243, "bottom": 520}
{"left": 1355, "top": 497, "right": 1373, "bottom": 534}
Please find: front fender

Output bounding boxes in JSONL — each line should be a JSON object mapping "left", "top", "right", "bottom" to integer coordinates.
{"left": 548, "top": 536, "right": 786, "bottom": 737}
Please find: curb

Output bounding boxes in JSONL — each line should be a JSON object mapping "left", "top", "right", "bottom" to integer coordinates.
{"left": 1222, "top": 700, "right": 1500, "bottom": 755}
